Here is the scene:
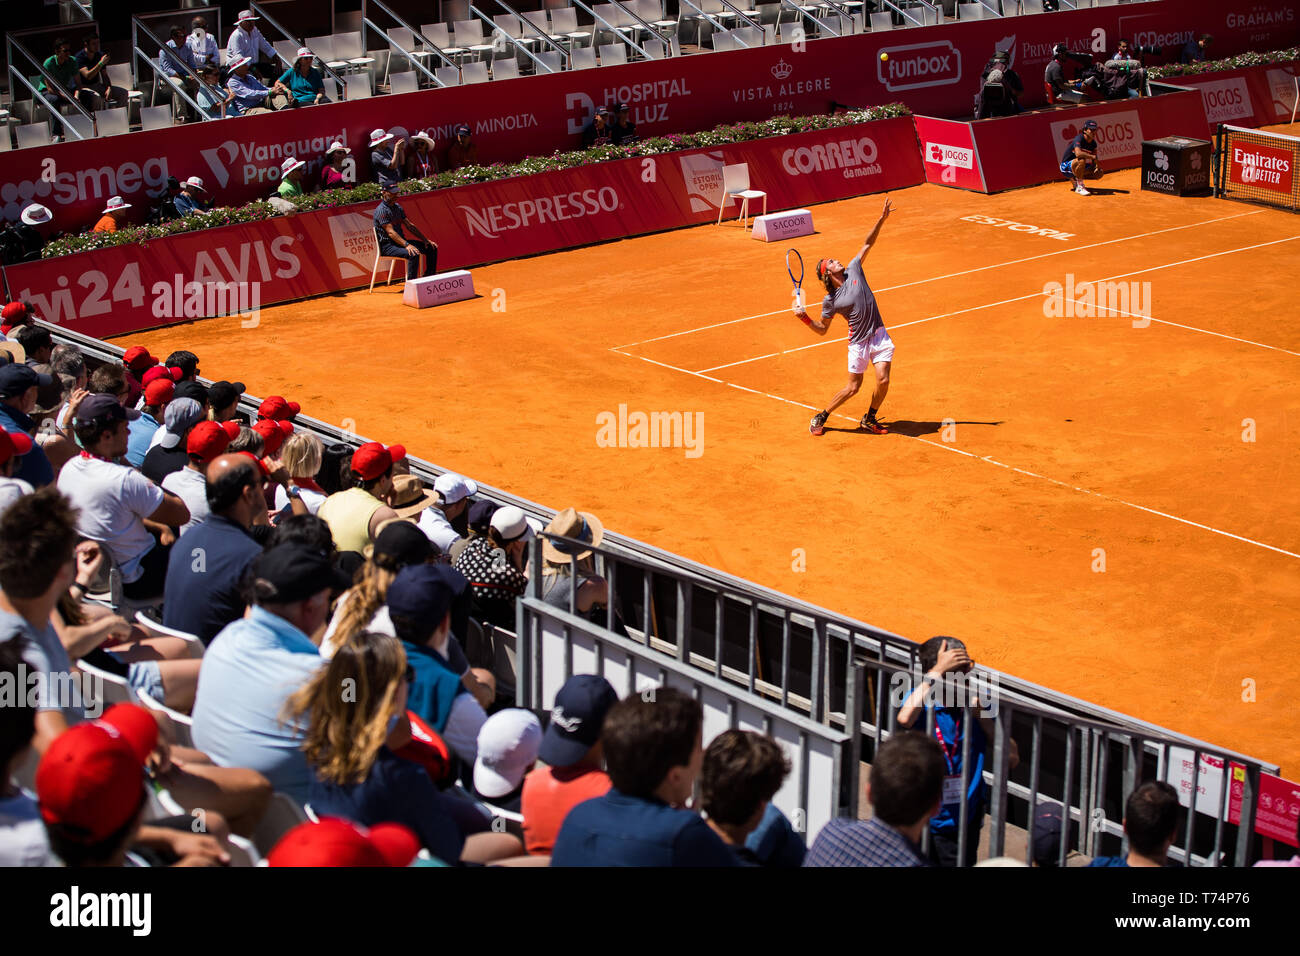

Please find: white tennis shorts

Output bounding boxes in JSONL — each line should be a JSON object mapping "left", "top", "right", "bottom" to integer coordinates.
{"left": 848, "top": 326, "right": 895, "bottom": 373}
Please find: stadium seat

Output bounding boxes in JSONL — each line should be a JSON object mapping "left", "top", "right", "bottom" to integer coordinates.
{"left": 493, "top": 57, "right": 521, "bottom": 80}
{"left": 251, "top": 791, "right": 309, "bottom": 857}
{"left": 331, "top": 31, "right": 375, "bottom": 74}
{"left": 65, "top": 113, "right": 94, "bottom": 141}
{"left": 571, "top": 46, "right": 598, "bottom": 70}
{"left": 713, "top": 30, "right": 737, "bottom": 51}
{"left": 306, "top": 35, "right": 336, "bottom": 65}
{"left": 390, "top": 70, "right": 419, "bottom": 95}
{"left": 870, "top": 10, "right": 893, "bottom": 30}
{"left": 717, "top": 163, "right": 767, "bottom": 228}
{"left": 435, "top": 66, "right": 462, "bottom": 87}
{"left": 344, "top": 75, "right": 372, "bottom": 100}
{"left": 96, "top": 108, "right": 129, "bottom": 138}
{"left": 386, "top": 26, "right": 432, "bottom": 83}
{"left": 273, "top": 40, "right": 299, "bottom": 67}
{"left": 598, "top": 43, "right": 627, "bottom": 66}
{"left": 643, "top": 37, "right": 667, "bottom": 58}
{"left": 461, "top": 60, "right": 490, "bottom": 84}
{"left": 422, "top": 22, "right": 452, "bottom": 50}
{"left": 592, "top": 4, "right": 621, "bottom": 46}
{"left": 453, "top": 20, "right": 496, "bottom": 62}
{"left": 75, "top": 658, "right": 134, "bottom": 710}
{"left": 135, "top": 688, "right": 195, "bottom": 749}
{"left": 535, "top": 50, "right": 563, "bottom": 73}
{"left": 134, "top": 608, "right": 203, "bottom": 648}
{"left": 521, "top": 10, "right": 551, "bottom": 44}
{"left": 549, "top": 8, "right": 589, "bottom": 49}
{"left": 734, "top": 25, "right": 763, "bottom": 46}
{"left": 959, "top": 2, "right": 984, "bottom": 18}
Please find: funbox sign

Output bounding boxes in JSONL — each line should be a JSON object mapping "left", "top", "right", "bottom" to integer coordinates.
{"left": 1049, "top": 111, "right": 1144, "bottom": 163}
{"left": 877, "top": 40, "right": 963, "bottom": 93}
{"left": 1228, "top": 139, "right": 1294, "bottom": 193}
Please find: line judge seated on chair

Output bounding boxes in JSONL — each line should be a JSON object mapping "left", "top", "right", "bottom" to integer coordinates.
{"left": 374, "top": 184, "right": 438, "bottom": 282}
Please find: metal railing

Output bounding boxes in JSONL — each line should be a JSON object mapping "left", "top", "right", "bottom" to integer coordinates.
{"left": 878, "top": 0, "right": 939, "bottom": 28}
{"left": 33, "top": 323, "right": 1281, "bottom": 865}
{"left": 467, "top": 2, "right": 555, "bottom": 75}
{"left": 250, "top": 0, "right": 349, "bottom": 93}
{"left": 568, "top": 0, "right": 654, "bottom": 59}
{"left": 130, "top": 16, "right": 210, "bottom": 123}
{"left": 486, "top": 0, "right": 572, "bottom": 71}
{"left": 680, "top": 0, "right": 765, "bottom": 45}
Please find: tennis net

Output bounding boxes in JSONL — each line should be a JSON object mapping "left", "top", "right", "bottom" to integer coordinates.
{"left": 1214, "top": 124, "right": 1300, "bottom": 213}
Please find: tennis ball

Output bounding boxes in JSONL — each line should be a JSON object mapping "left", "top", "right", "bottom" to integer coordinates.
{"left": 880, "top": 52, "right": 888, "bottom": 62}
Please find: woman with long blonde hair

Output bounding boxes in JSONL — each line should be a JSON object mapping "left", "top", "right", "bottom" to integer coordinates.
{"left": 287, "top": 631, "right": 521, "bottom": 864}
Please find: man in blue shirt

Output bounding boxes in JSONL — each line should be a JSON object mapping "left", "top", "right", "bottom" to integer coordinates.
{"left": 1181, "top": 34, "right": 1212, "bottom": 65}
{"left": 1088, "top": 781, "right": 1183, "bottom": 867}
{"left": 1061, "top": 118, "right": 1103, "bottom": 196}
{"left": 895, "top": 635, "right": 1018, "bottom": 867}
{"left": 164, "top": 453, "right": 262, "bottom": 645}
{"left": 805, "top": 732, "right": 945, "bottom": 867}
{"left": 125, "top": 378, "right": 171, "bottom": 467}
{"left": 226, "top": 10, "right": 278, "bottom": 80}
{"left": 373, "top": 184, "right": 438, "bottom": 282}
{"left": 552, "top": 686, "right": 737, "bottom": 867}
{"left": 226, "top": 56, "right": 275, "bottom": 114}
{"left": 191, "top": 541, "right": 350, "bottom": 801}
{"left": 0, "top": 364, "right": 56, "bottom": 488}
{"left": 173, "top": 177, "right": 211, "bottom": 217}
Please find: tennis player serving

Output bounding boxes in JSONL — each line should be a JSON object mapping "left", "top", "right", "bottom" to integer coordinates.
{"left": 797, "top": 196, "right": 895, "bottom": 436}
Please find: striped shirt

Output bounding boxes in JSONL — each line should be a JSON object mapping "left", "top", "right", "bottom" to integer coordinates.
{"left": 804, "top": 816, "right": 928, "bottom": 867}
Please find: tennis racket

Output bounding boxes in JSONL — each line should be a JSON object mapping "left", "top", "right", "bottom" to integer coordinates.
{"left": 786, "top": 248, "right": 806, "bottom": 314}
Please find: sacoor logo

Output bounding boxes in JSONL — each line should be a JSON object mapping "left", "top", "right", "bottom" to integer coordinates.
{"left": 877, "top": 41, "right": 962, "bottom": 92}
{"left": 459, "top": 187, "right": 620, "bottom": 238}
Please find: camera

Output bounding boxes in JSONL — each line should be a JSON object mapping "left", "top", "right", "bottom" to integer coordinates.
{"left": 1130, "top": 43, "right": 1161, "bottom": 56}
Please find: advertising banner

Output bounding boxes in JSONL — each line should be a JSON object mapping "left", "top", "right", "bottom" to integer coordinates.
{"left": 2, "top": 0, "right": 1295, "bottom": 230}
{"left": 913, "top": 115, "right": 984, "bottom": 190}
{"left": 1164, "top": 60, "right": 1300, "bottom": 128}
{"left": 2, "top": 118, "right": 923, "bottom": 338}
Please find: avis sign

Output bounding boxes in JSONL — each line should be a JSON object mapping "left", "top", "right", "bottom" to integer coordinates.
{"left": 1049, "top": 112, "right": 1144, "bottom": 163}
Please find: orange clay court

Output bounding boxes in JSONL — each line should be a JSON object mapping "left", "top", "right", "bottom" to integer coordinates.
{"left": 116, "top": 124, "right": 1300, "bottom": 776}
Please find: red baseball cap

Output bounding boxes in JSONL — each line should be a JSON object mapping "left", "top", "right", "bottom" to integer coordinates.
{"left": 0, "top": 429, "right": 34, "bottom": 465}
{"left": 1, "top": 301, "right": 31, "bottom": 326}
{"left": 218, "top": 420, "right": 243, "bottom": 441}
{"left": 267, "top": 818, "right": 421, "bottom": 867}
{"left": 143, "top": 378, "right": 175, "bottom": 406}
{"left": 36, "top": 703, "right": 158, "bottom": 843}
{"left": 122, "top": 346, "right": 158, "bottom": 371}
{"left": 351, "top": 441, "right": 406, "bottom": 481}
{"left": 258, "top": 396, "right": 301, "bottom": 421}
{"left": 142, "top": 365, "right": 183, "bottom": 387}
{"left": 252, "top": 418, "right": 294, "bottom": 456}
{"left": 187, "top": 420, "right": 232, "bottom": 461}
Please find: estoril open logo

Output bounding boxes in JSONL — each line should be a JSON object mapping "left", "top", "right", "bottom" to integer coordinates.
{"left": 877, "top": 40, "right": 962, "bottom": 92}
{"left": 458, "top": 187, "right": 620, "bottom": 239}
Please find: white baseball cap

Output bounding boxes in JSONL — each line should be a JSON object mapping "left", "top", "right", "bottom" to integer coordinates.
{"left": 280, "top": 157, "right": 305, "bottom": 177}
{"left": 473, "top": 709, "right": 542, "bottom": 799}
{"left": 20, "top": 204, "right": 52, "bottom": 226}
{"left": 434, "top": 473, "right": 478, "bottom": 505}
{"left": 490, "top": 506, "right": 540, "bottom": 543}
{"left": 368, "top": 128, "right": 394, "bottom": 148}
{"left": 102, "top": 196, "right": 132, "bottom": 215}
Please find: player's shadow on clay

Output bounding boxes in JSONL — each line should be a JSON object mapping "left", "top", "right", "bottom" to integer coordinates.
{"left": 880, "top": 419, "right": 1004, "bottom": 436}
{"left": 1079, "top": 186, "right": 1130, "bottom": 196}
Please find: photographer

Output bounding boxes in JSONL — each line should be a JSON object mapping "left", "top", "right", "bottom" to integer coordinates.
{"left": 1181, "top": 34, "right": 1213, "bottom": 65}
{"left": 1044, "top": 43, "right": 1090, "bottom": 104}
{"left": 975, "top": 50, "right": 1022, "bottom": 119}
{"left": 1103, "top": 40, "right": 1150, "bottom": 99}
{"left": 0, "top": 205, "right": 54, "bottom": 266}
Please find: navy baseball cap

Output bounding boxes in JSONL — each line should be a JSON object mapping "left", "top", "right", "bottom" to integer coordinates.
{"left": 538, "top": 674, "right": 618, "bottom": 768}
{"left": 75, "top": 392, "right": 141, "bottom": 424}
{"left": 174, "top": 380, "right": 209, "bottom": 406}
{"left": 455, "top": 124, "right": 471, "bottom": 136}
{"left": 1082, "top": 119, "right": 1099, "bottom": 130}
{"left": 250, "top": 544, "right": 351, "bottom": 604}
{"left": 386, "top": 564, "right": 467, "bottom": 629}
{"left": 0, "top": 363, "right": 53, "bottom": 399}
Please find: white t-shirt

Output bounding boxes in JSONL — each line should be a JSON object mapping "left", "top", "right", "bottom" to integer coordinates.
{"left": 56, "top": 455, "right": 165, "bottom": 583}
{"left": 0, "top": 791, "right": 56, "bottom": 867}
{"left": 0, "top": 476, "right": 34, "bottom": 517}
{"left": 320, "top": 590, "right": 395, "bottom": 660}
{"left": 417, "top": 506, "right": 462, "bottom": 553}
{"left": 273, "top": 484, "right": 326, "bottom": 515}
{"left": 162, "top": 466, "right": 209, "bottom": 535}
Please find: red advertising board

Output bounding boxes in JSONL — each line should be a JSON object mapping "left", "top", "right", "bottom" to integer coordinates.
{"left": 1, "top": 0, "right": 1295, "bottom": 231}
{"left": 1, "top": 118, "right": 922, "bottom": 339}
{"left": 964, "top": 88, "right": 1211, "bottom": 193}
{"left": 1164, "top": 60, "right": 1300, "bottom": 129}
{"left": 1226, "top": 136, "right": 1296, "bottom": 194}
{"left": 1255, "top": 772, "right": 1300, "bottom": 846}
{"left": 913, "top": 116, "right": 984, "bottom": 190}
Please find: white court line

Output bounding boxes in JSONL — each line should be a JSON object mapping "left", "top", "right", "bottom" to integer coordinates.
{"left": 610, "top": 349, "right": 1300, "bottom": 561}
{"left": 697, "top": 234, "right": 1300, "bottom": 372}
{"left": 1075, "top": 304, "right": 1300, "bottom": 358}
{"left": 609, "top": 210, "right": 1265, "bottom": 351}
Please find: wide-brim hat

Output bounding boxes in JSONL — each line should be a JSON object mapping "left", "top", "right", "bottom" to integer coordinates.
{"left": 102, "top": 197, "right": 132, "bottom": 215}
{"left": 391, "top": 474, "right": 438, "bottom": 518}
{"left": 20, "top": 204, "right": 52, "bottom": 226}
{"left": 295, "top": 47, "right": 314, "bottom": 60}
{"left": 411, "top": 131, "right": 436, "bottom": 148}
{"left": 229, "top": 55, "right": 252, "bottom": 70}
{"left": 368, "top": 128, "right": 394, "bottom": 148}
{"left": 281, "top": 157, "right": 306, "bottom": 177}
{"left": 542, "top": 507, "right": 604, "bottom": 563}
{"left": 325, "top": 141, "right": 351, "bottom": 156}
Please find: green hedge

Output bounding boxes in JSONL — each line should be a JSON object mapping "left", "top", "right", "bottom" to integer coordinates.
{"left": 1149, "top": 46, "right": 1300, "bottom": 80}
{"left": 42, "top": 103, "right": 911, "bottom": 260}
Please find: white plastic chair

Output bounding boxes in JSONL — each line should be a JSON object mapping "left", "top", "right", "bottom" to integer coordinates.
{"left": 390, "top": 70, "right": 419, "bottom": 94}
{"left": 75, "top": 659, "right": 133, "bottom": 710}
{"left": 958, "top": 2, "right": 983, "bottom": 19}
{"left": 549, "top": 7, "right": 588, "bottom": 48}
{"left": 870, "top": 10, "right": 893, "bottom": 30}
{"left": 571, "top": 46, "right": 598, "bottom": 70}
{"left": 435, "top": 65, "right": 462, "bottom": 87}
{"left": 273, "top": 40, "right": 299, "bottom": 67}
{"left": 370, "top": 228, "right": 406, "bottom": 291}
{"left": 345, "top": 75, "right": 372, "bottom": 100}
{"left": 306, "top": 35, "right": 336, "bottom": 63}
{"left": 65, "top": 113, "right": 94, "bottom": 141}
{"left": 422, "top": 22, "right": 452, "bottom": 49}
{"left": 332, "top": 31, "right": 374, "bottom": 72}
{"left": 461, "top": 60, "right": 490, "bottom": 84}
{"left": 96, "top": 107, "right": 129, "bottom": 137}
{"left": 493, "top": 57, "right": 521, "bottom": 80}
{"left": 135, "top": 688, "right": 195, "bottom": 749}
{"left": 643, "top": 37, "right": 667, "bottom": 59}
{"left": 592, "top": 4, "right": 620, "bottom": 45}
{"left": 717, "top": 163, "right": 767, "bottom": 228}
{"left": 598, "top": 43, "right": 627, "bottom": 65}
{"left": 714, "top": 30, "right": 737, "bottom": 51}
{"left": 453, "top": 20, "right": 495, "bottom": 61}
{"left": 535, "top": 50, "right": 562, "bottom": 73}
